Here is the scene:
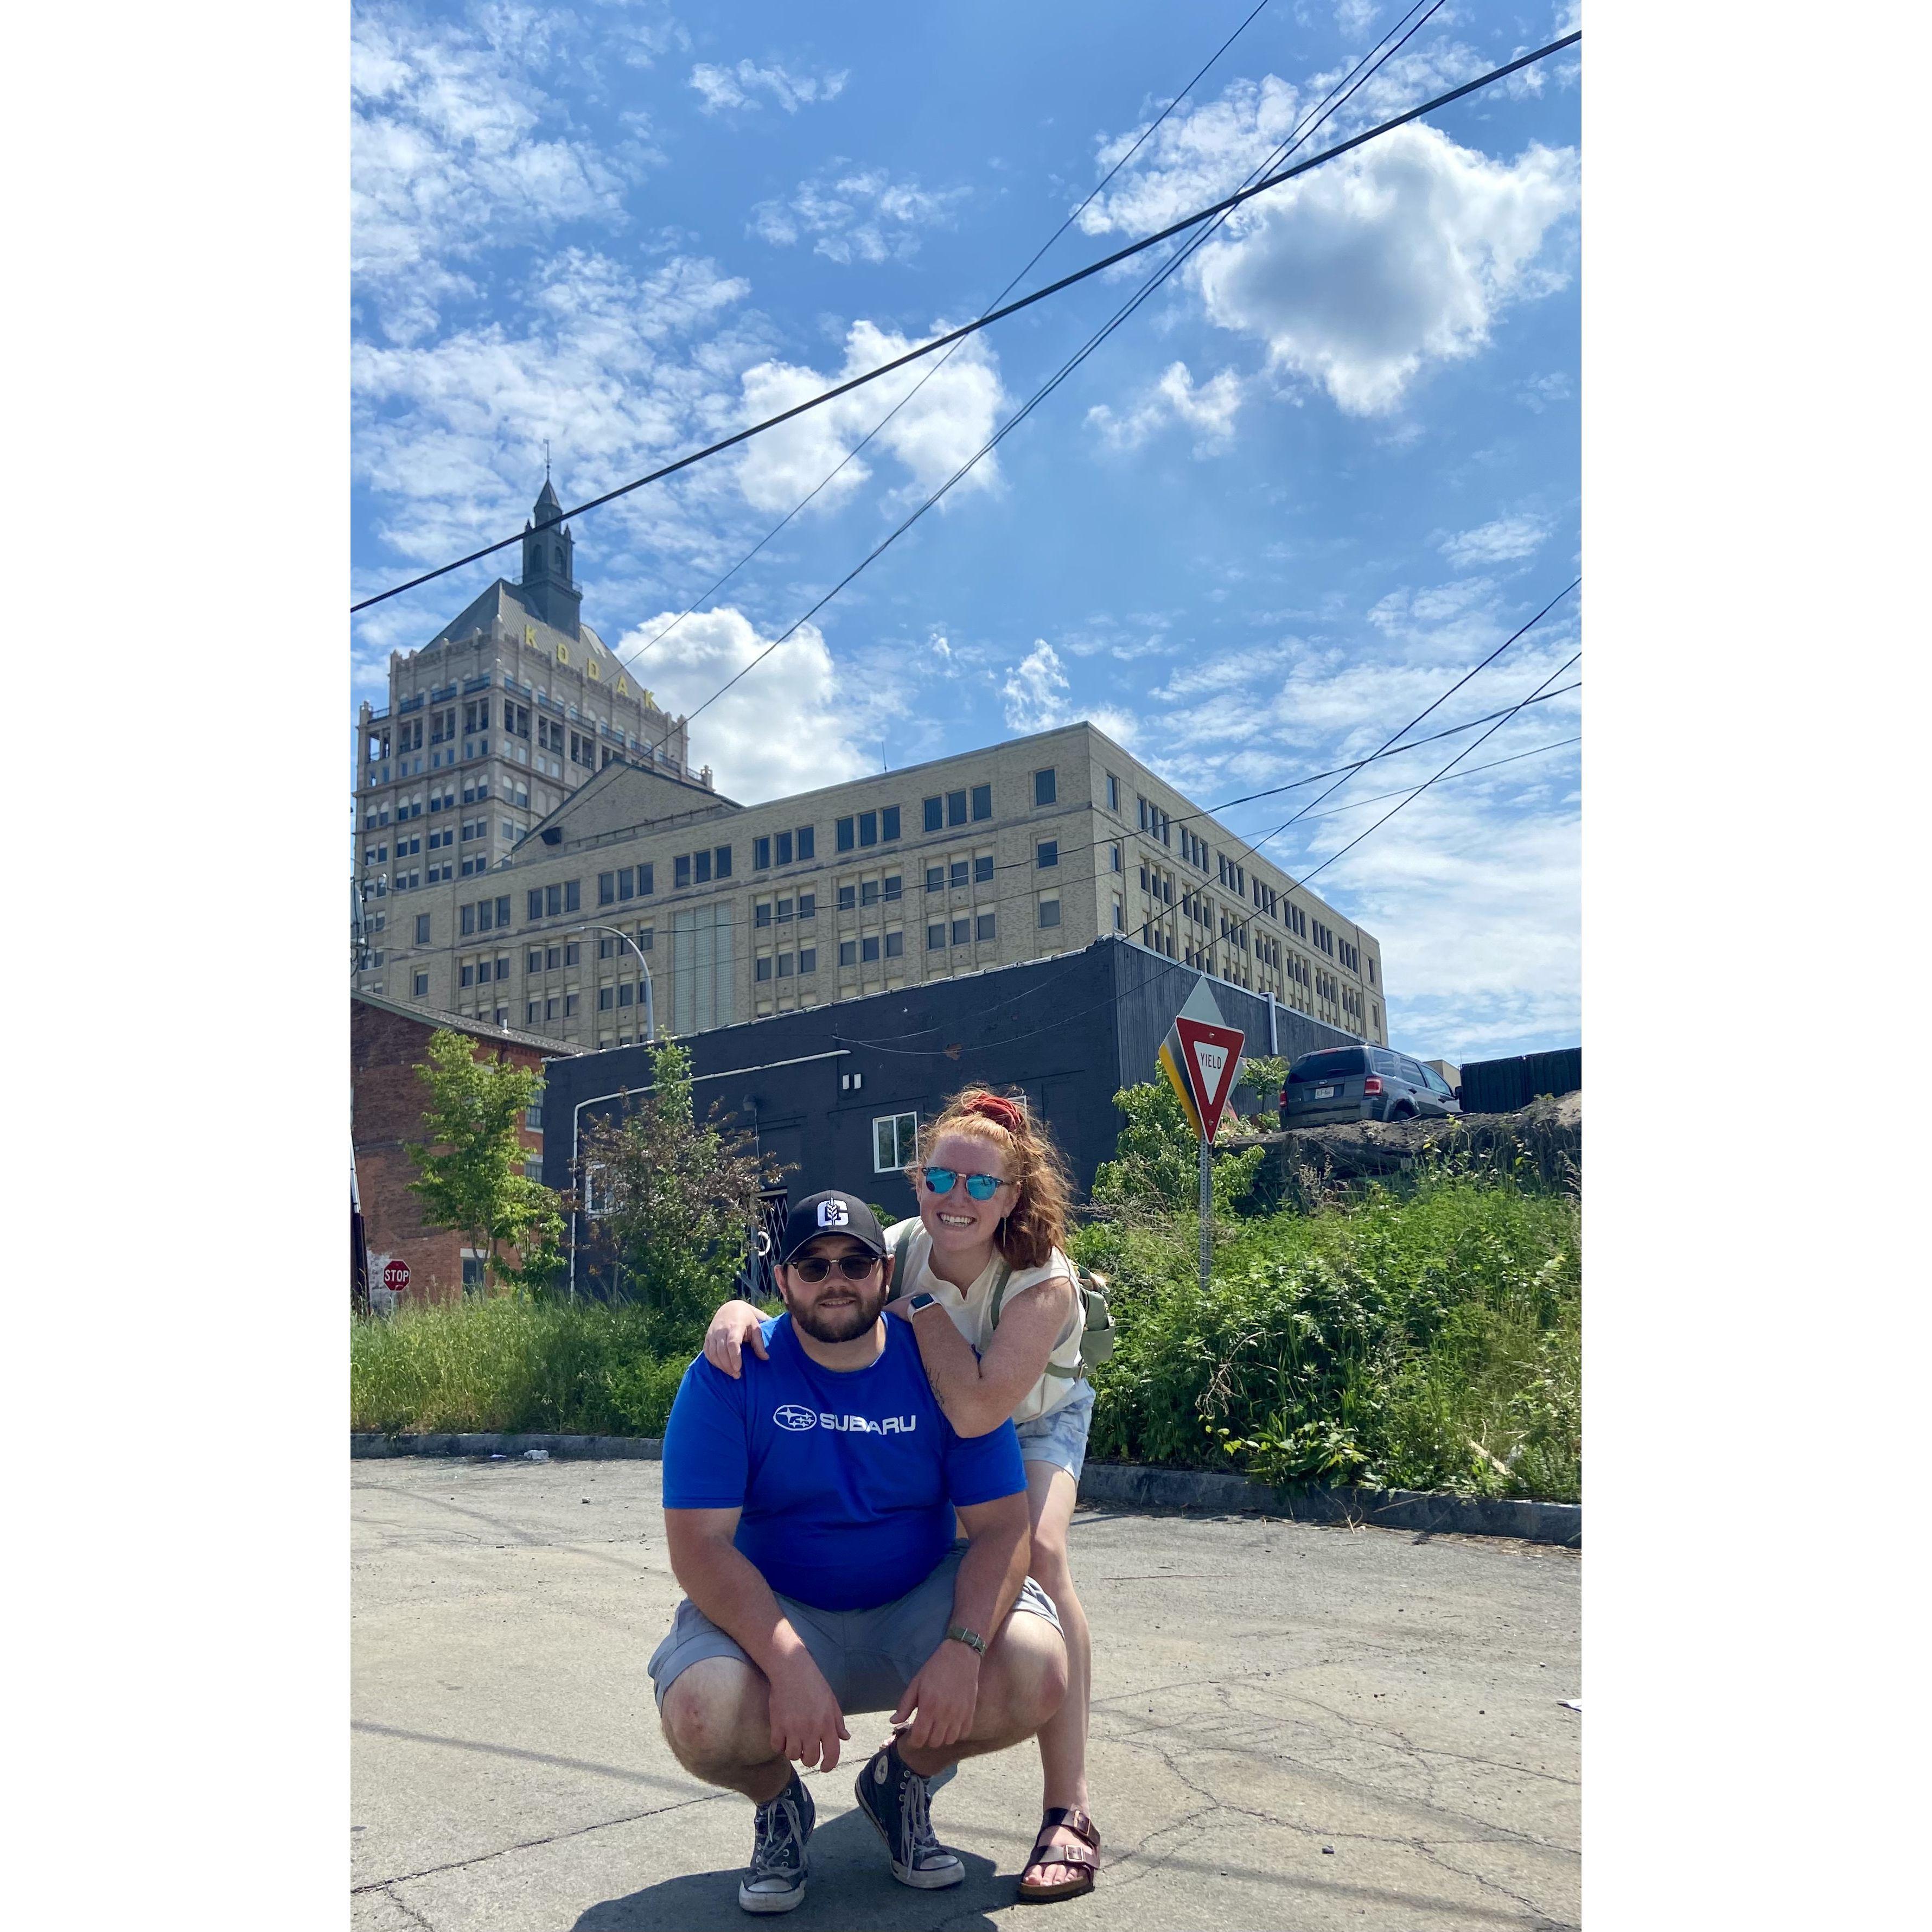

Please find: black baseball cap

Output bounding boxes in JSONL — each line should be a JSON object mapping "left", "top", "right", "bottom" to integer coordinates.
{"left": 776, "top": 1191, "right": 889, "bottom": 1266}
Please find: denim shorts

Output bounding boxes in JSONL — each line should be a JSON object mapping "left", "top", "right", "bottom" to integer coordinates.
{"left": 1012, "top": 1377, "right": 1096, "bottom": 1483}
{"left": 648, "top": 1540, "right": 1061, "bottom": 1714}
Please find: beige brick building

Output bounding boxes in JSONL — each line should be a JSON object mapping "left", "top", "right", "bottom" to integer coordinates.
{"left": 353, "top": 477, "right": 699, "bottom": 948}
{"left": 357, "top": 716, "right": 1388, "bottom": 1054}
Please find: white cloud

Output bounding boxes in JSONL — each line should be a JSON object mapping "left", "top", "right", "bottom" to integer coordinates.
{"left": 1519, "top": 371, "right": 1573, "bottom": 412}
{"left": 1439, "top": 514, "right": 1550, "bottom": 567}
{"left": 1087, "top": 362, "right": 1246, "bottom": 452}
{"left": 352, "top": 5, "right": 639, "bottom": 341}
{"left": 610, "top": 606, "right": 871, "bottom": 802}
{"left": 999, "top": 640, "right": 1138, "bottom": 745}
{"left": 1334, "top": 1, "right": 1381, "bottom": 36}
{"left": 351, "top": 247, "right": 756, "bottom": 598}
{"left": 734, "top": 318, "right": 1008, "bottom": 515}
{"left": 1186, "top": 125, "right": 1579, "bottom": 415}
{"left": 750, "top": 167, "right": 966, "bottom": 265}
{"left": 688, "top": 58, "right": 846, "bottom": 114}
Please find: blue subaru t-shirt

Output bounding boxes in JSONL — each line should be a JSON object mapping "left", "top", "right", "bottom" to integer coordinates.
{"left": 661, "top": 1314, "right": 1026, "bottom": 1611}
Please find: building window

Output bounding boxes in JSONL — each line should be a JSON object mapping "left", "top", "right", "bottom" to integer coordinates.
{"left": 861, "top": 935, "right": 881, "bottom": 963}
{"left": 860, "top": 880, "right": 879, "bottom": 908}
{"left": 873, "top": 1111, "right": 918, "bottom": 1172}
{"left": 859, "top": 811, "right": 878, "bottom": 847}
{"left": 1113, "top": 896, "right": 1125, "bottom": 932}
{"left": 1036, "top": 840, "right": 1058, "bottom": 869}
{"left": 926, "top": 865, "right": 945, "bottom": 892}
{"left": 715, "top": 845, "right": 732, "bottom": 879}
{"left": 754, "top": 836, "right": 770, "bottom": 870}
{"left": 462, "top": 1253, "right": 487, "bottom": 1295}
{"left": 882, "top": 805, "right": 901, "bottom": 841}
{"left": 975, "top": 911, "right": 996, "bottom": 942}
{"left": 694, "top": 850, "right": 712, "bottom": 885}
{"left": 971, "top": 783, "right": 992, "bottom": 821}
{"left": 838, "top": 939, "right": 858, "bottom": 967}
{"left": 755, "top": 955, "right": 773, "bottom": 982}
{"left": 755, "top": 900, "right": 773, "bottom": 928}
{"left": 838, "top": 884, "right": 857, "bottom": 911}
{"left": 412, "top": 970, "right": 429, "bottom": 996}
{"left": 1034, "top": 769, "right": 1056, "bottom": 807}
{"left": 923, "top": 797, "right": 943, "bottom": 833}
{"left": 951, "top": 918, "right": 971, "bottom": 946}
{"left": 776, "top": 952, "right": 794, "bottom": 977}
{"left": 837, "top": 816, "right": 856, "bottom": 852}
{"left": 675, "top": 855, "right": 691, "bottom": 889}
{"left": 948, "top": 859, "right": 968, "bottom": 889}
{"left": 1038, "top": 898, "right": 1061, "bottom": 928}
{"left": 946, "top": 789, "right": 967, "bottom": 827}
{"left": 796, "top": 826, "right": 815, "bottom": 860}
{"left": 928, "top": 922, "right": 946, "bottom": 950}
{"left": 1106, "top": 772, "right": 1120, "bottom": 812}
{"left": 883, "top": 873, "right": 901, "bottom": 901}
{"left": 598, "top": 986, "right": 613, "bottom": 1010}
{"left": 974, "top": 854, "right": 994, "bottom": 884}
{"left": 884, "top": 929, "right": 904, "bottom": 958}
{"left": 798, "top": 947, "right": 817, "bottom": 974}
{"left": 798, "top": 891, "right": 816, "bottom": 919}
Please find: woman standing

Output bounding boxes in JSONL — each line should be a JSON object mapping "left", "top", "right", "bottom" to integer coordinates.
{"left": 702, "top": 1087, "right": 1101, "bottom": 1903}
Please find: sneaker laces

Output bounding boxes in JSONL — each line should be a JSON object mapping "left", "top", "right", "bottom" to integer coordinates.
{"left": 898, "top": 1759, "right": 948, "bottom": 1869}
{"left": 750, "top": 1783, "right": 805, "bottom": 1880}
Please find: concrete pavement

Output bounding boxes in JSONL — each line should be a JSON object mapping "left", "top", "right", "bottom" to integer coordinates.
{"left": 352, "top": 1459, "right": 1580, "bottom": 1930}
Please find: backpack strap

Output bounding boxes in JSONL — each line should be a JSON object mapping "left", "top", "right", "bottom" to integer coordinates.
{"left": 986, "top": 1257, "right": 1015, "bottom": 1327}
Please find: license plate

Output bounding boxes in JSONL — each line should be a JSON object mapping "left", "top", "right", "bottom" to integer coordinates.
{"left": 1312, "top": 1085, "right": 1336, "bottom": 1099}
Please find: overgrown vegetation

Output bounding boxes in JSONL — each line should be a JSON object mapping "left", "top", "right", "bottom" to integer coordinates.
{"left": 352, "top": 1297, "right": 689, "bottom": 1438}
{"left": 356, "top": 1066, "right": 1580, "bottom": 1502}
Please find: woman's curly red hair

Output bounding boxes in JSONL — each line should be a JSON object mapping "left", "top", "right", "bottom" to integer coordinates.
{"left": 910, "top": 1086, "right": 1073, "bottom": 1271}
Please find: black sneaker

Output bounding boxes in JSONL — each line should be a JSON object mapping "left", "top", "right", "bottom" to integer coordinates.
{"left": 853, "top": 1740, "right": 965, "bottom": 1889}
{"left": 739, "top": 1770, "right": 814, "bottom": 1914}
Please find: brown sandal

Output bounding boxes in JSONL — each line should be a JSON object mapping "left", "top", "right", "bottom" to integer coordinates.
{"left": 1017, "top": 1806, "right": 1100, "bottom": 1903}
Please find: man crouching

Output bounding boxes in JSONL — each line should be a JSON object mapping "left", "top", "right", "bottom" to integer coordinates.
{"left": 649, "top": 1190, "right": 1068, "bottom": 1914}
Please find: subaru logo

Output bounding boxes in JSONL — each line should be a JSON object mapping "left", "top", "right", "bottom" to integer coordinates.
{"left": 773, "top": 1404, "right": 818, "bottom": 1432}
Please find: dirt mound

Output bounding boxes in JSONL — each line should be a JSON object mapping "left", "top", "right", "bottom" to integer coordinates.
{"left": 1227, "top": 1092, "right": 1580, "bottom": 1205}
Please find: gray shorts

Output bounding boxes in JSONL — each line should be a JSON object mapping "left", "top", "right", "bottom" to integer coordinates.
{"left": 648, "top": 1540, "right": 1061, "bottom": 1714}
{"left": 1013, "top": 1378, "right": 1096, "bottom": 1482}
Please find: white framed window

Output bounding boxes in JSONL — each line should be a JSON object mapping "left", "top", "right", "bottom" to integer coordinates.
{"left": 872, "top": 1111, "right": 917, "bottom": 1172}
{"left": 583, "top": 1163, "right": 612, "bottom": 1217}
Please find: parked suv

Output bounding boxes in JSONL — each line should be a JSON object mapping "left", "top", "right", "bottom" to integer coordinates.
{"left": 1280, "top": 1046, "right": 1462, "bottom": 1127}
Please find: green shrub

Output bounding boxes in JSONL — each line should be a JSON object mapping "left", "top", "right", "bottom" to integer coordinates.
{"left": 1073, "top": 1176, "right": 1579, "bottom": 1501}
{"left": 350, "top": 1298, "right": 693, "bottom": 1437}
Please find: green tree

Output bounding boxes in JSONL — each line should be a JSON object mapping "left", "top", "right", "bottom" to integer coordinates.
{"left": 1092, "top": 1078, "right": 1265, "bottom": 1220}
{"left": 577, "top": 1038, "right": 779, "bottom": 1349}
{"left": 407, "top": 1029, "right": 564, "bottom": 1293}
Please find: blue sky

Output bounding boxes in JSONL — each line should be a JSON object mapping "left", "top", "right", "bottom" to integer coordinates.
{"left": 351, "top": 0, "right": 1582, "bottom": 1062}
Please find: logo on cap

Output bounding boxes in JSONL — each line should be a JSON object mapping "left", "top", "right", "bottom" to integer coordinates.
{"left": 816, "top": 1199, "right": 850, "bottom": 1228}
{"left": 773, "top": 1405, "right": 817, "bottom": 1432}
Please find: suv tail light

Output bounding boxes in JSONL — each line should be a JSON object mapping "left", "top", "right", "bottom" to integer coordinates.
{"left": 1362, "top": 1076, "right": 1383, "bottom": 1095}
{"left": 1279, "top": 1087, "right": 1288, "bottom": 1107}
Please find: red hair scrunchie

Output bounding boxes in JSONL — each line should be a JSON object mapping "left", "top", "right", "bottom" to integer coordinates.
{"left": 962, "top": 1092, "right": 1025, "bottom": 1134}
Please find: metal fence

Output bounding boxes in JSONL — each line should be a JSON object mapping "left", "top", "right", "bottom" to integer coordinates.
{"left": 1458, "top": 1047, "right": 1582, "bottom": 1114}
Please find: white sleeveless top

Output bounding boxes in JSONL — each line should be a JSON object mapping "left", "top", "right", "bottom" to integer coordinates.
{"left": 884, "top": 1218, "right": 1085, "bottom": 1425}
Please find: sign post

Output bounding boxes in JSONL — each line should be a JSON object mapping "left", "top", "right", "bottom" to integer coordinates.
{"left": 1156, "top": 980, "right": 1246, "bottom": 1296}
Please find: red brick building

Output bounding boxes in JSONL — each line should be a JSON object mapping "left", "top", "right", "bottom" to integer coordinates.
{"left": 352, "top": 993, "right": 577, "bottom": 1305}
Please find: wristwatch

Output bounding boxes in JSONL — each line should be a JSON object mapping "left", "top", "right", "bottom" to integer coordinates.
{"left": 906, "top": 1291, "right": 940, "bottom": 1315}
{"left": 945, "top": 1623, "right": 987, "bottom": 1656}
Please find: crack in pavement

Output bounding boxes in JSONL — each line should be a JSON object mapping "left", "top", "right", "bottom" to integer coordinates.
{"left": 352, "top": 1720, "right": 698, "bottom": 1795}
{"left": 381, "top": 1883, "right": 436, "bottom": 1930}
{"left": 351, "top": 1790, "right": 724, "bottom": 1893}
{"left": 1414, "top": 1839, "right": 1578, "bottom": 1928}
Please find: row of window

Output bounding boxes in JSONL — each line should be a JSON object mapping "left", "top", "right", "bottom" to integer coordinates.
{"left": 753, "top": 826, "right": 817, "bottom": 870}
{"left": 753, "top": 948, "right": 819, "bottom": 980}
{"left": 926, "top": 854, "right": 994, "bottom": 892}
{"left": 753, "top": 892, "right": 819, "bottom": 927}
{"left": 598, "top": 864, "right": 656, "bottom": 904}
{"left": 836, "top": 806, "right": 902, "bottom": 851}
{"left": 674, "top": 845, "right": 734, "bottom": 889}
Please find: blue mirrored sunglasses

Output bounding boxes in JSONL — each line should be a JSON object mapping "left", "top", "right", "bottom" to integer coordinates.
{"left": 920, "top": 1166, "right": 1005, "bottom": 1201}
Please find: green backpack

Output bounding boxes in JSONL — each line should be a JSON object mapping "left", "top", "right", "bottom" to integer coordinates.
{"left": 887, "top": 1230, "right": 1115, "bottom": 1379}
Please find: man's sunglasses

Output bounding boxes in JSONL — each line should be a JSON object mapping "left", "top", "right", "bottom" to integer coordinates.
{"left": 919, "top": 1166, "right": 1006, "bottom": 1201}
{"left": 788, "top": 1254, "right": 882, "bottom": 1283}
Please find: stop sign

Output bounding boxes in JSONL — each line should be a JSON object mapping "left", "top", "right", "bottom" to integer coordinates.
{"left": 382, "top": 1259, "right": 411, "bottom": 1292}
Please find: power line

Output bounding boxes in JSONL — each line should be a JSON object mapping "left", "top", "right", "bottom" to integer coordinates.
{"left": 1292, "top": 650, "right": 1582, "bottom": 894}
{"left": 350, "top": 27, "right": 1581, "bottom": 615}
{"left": 615, "top": 0, "right": 1283, "bottom": 677}
{"left": 1291, "top": 734, "right": 1580, "bottom": 821}
{"left": 614, "top": 2, "right": 1442, "bottom": 763}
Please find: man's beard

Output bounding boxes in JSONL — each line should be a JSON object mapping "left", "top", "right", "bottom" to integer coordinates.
{"left": 784, "top": 1277, "right": 888, "bottom": 1343}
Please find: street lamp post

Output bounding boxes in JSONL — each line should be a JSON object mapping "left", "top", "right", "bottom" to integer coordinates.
{"left": 563, "top": 923, "right": 659, "bottom": 1299}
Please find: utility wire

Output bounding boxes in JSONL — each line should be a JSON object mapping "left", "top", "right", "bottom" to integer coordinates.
{"left": 350, "top": 26, "right": 1580, "bottom": 614}
{"left": 627, "top": 0, "right": 1444, "bottom": 761}
{"left": 1291, "top": 733, "right": 1580, "bottom": 821}
{"left": 615, "top": 0, "right": 1282, "bottom": 675}
{"left": 1292, "top": 650, "right": 1582, "bottom": 894}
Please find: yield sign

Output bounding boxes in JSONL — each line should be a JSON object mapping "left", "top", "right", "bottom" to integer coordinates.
{"left": 1173, "top": 1016, "right": 1246, "bottom": 1143}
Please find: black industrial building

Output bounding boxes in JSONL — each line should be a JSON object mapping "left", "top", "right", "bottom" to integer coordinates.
{"left": 540, "top": 935, "right": 1359, "bottom": 1280}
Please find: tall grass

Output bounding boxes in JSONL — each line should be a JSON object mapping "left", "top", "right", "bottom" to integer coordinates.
{"left": 351, "top": 1298, "right": 688, "bottom": 1438}
{"left": 1073, "top": 1175, "right": 1580, "bottom": 1501}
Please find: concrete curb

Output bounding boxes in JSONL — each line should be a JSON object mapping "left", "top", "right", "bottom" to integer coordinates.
{"left": 350, "top": 1435, "right": 1577, "bottom": 1544}
{"left": 1077, "top": 1461, "right": 1580, "bottom": 1545}
{"left": 352, "top": 1432, "right": 663, "bottom": 1460}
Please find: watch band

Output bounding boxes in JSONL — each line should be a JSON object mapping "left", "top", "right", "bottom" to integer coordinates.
{"left": 907, "top": 1291, "right": 939, "bottom": 1314}
{"left": 945, "top": 1623, "right": 987, "bottom": 1656}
